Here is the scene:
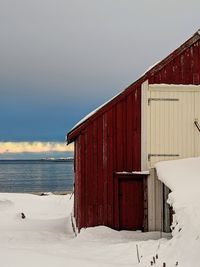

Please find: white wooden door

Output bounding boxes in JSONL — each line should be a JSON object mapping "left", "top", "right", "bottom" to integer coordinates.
{"left": 148, "top": 85, "right": 197, "bottom": 167}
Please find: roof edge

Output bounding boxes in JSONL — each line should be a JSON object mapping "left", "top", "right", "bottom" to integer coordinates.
{"left": 67, "top": 30, "right": 200, "bottom": 144}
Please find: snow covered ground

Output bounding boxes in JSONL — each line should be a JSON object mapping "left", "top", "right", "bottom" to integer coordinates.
{"left": 0, "top": 193, "right": 169, "bottom": 267}
{"left": 2, "top": 157, "right": 200, "bottom": 266}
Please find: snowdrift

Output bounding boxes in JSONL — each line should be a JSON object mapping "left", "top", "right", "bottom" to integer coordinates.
{"left": 155, "top": 157, "right": 200, "bottom": 267}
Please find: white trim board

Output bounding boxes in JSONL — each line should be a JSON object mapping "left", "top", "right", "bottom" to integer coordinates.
{"left": 141, "top": 80, "right": 149, "bottom": 171}
{"left": 149, "top": 84, "right": 200, "bottom": 92}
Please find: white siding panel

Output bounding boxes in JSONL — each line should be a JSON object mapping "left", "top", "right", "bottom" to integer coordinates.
{"left": 148, "top": 88, "right": 195, "bottom": 167}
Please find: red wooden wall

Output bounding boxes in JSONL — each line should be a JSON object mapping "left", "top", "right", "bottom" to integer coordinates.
{"left": 69, "top": 33, "right": 200, "bottom": 231}
{"left": 149, "top": 40, "right": 200, "bottom": 84}
{"left": 73, "top": 86, "right": 141, "bottom": 230}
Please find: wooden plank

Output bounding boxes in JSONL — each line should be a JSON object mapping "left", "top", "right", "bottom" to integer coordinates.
{"left": 97, "top": 116, "right": 104, "bottom": 225}
{"left": 112, "top": 106, "right": 117, "bottom": 171}
{"left": 76, "top": 136, "right": 81, "bottom": 230}
{"left": 193, "top": 41, "right": 200, "bottom": 84}
{"left": 143, "top": 176, "right": 148, "bottom": 231}
{"left": 86, "top": 125, "right": 93, "bottom": 227}
{"left": 113, "top": 174, "right": 119, "bottom": 229}
{"left": 172, "top": 57, "right": 180, "bottom": 84}
{"left": 181, "top": 48, "right": 191, "bottom": 84}
{"left": 122, "top": 97, "right": 127, "bottom": 170}
{"left": 190, "top": 46, "right": 194, "bottom": 81}
{"left": 112, "top": 107, "right": 118, "bottom": 228}
{"left": 126, "top": 94, "right": 133, "bottom": 171}
{"left": 80, "top": 133, "right": 86, "bottom": 229}
{"left": 74, "top": 141, "right": 77, "bottom": 220}
{"left": 116, "top": 101, "right": 123, "bottom": 170}
{"left": 107, "top": 108, "right": 114, "bottom": 226}
{"left": 165, "top": 64, "right": 173, "bottom": 83}
{"left": 79, "top": 130, "right": 86, "bottom": 228}
{"left": 92, "top": 120, "right": 98, "bottom": 226}
{"left": 103, "top": 112, "right": 108, "bottom": 225}
{"left": 132, "top": 88, "right": 141, "bottom": 170}
{"left": 187, "top": 47, "right": 194, "bottom": 83}
{"left": 197, "top": 40, "right": 200, "bottom": 82}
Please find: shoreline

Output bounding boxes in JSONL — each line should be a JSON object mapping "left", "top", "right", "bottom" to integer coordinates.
{"left": 0, "top": 191, "right": 73, "bottom": 195}
{"left": 0, "top": 159, "right": 74, "bottom": 163}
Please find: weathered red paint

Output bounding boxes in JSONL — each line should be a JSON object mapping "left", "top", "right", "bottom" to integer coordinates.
{"left": 68, "top": 31, "right": 200, "bottom": 231}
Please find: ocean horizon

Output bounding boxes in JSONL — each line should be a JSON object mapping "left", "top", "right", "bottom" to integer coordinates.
{"left": 0, "top": 159, "right": 74, "bottom": 193}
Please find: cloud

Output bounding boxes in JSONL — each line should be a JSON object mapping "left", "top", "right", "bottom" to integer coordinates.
{"left": 0, "top": 142, "right": 74, "bottom": 154}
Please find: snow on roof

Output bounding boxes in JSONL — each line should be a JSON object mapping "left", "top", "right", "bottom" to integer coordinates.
{"left": 68, "top": 58, "right": 158, "bottom": 134}
{"left": 69, "top": 59, "right": 158, "bottom": 134}
{"left": 69, "top": 61, "right": 159, "bottom": 134}
{"left": 68, "top": 63, "right": 157, "bottom": 133}
{"left": 141, "top": 60, "right": 161, "bottom": 77}
{"left": 69, "top": 90, "right": 122, "bottom": 132}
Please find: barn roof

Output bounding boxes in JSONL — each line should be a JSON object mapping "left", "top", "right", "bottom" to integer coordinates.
{"left": 67, "top": 30, "right": 200, "bottom": 144}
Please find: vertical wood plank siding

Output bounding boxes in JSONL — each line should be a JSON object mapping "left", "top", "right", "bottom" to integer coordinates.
{"left": 149, "top": 40, "right": 200, "bottom": 84}
{"left": 75, "top": 87, "right": 141, "bottom": 230}
{"left": 73, "top": 36, "right": 200, "bottom": 231}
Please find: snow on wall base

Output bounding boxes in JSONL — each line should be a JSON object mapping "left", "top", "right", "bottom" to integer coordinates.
{"left": 155, "top": 157, "right": 200, "bottom": 267}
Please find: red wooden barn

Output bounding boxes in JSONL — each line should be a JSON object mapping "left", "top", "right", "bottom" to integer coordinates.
{"left": 67, "top": 30, "right": 200, "bottom": 232}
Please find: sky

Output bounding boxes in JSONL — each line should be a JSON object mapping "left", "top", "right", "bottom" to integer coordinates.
{"left": 0, "top": 0, "right": 200, "bottom": 157}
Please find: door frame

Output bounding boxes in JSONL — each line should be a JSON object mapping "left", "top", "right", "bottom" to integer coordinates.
{"left": 113, "top": 172, "right": 148, "bottom": 231}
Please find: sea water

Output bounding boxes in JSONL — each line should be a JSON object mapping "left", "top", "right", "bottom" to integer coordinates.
{"left": 0, "top": 160, "right": 74, "bottom": 193}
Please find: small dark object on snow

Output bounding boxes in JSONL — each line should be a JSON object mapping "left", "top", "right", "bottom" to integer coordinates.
{"left": 153, "top": 256, "right": 156, "bottom": 263}
{"left": 40, "top": 193, "right": 48, "bottom": 196}
{"left": 163, "top": 263, "right": 166, "bottom": 267}
{"left": 69, "top": 191, "right": 74, "bottom": 200}
{"left": 136, "top": 244, "right": 140, "bottom": 263}
{"left": 150, "top": 261, "right": 153, "bottom": 265}
{"left": 21, "top": 212, "right": 26, "bottom": 219}
{"left": 175, "top": 262, "right": 178, "bottom": 266}
{"left": 156, "top": 254, "right": 158, "bottom": 259}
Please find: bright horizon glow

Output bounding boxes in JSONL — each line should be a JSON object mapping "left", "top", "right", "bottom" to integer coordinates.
{"left": 0, "top": 142, "right": 74, "bottom": 154}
